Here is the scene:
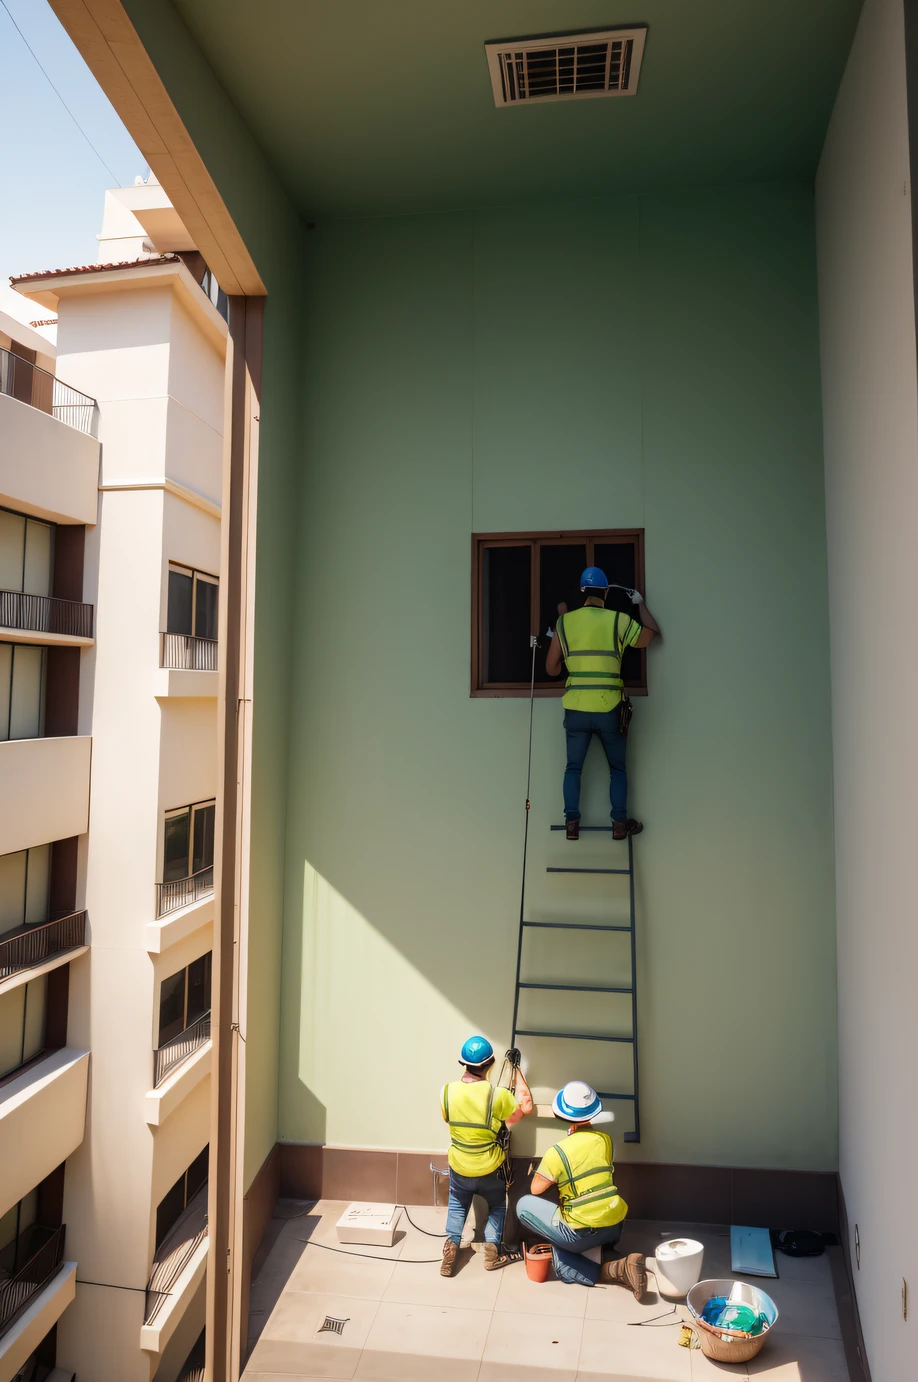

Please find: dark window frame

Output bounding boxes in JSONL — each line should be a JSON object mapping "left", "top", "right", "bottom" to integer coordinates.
{"left": 155, "top": 1145, "right": 209, "bottom": 1249}
{"left": 471, "top": 528, "right": 647, "bottom": 698}
{"left": 162, "top": 798, "right": 216, "bottom": 885}
{"left": 166, "top": 562, "right": 219, "bottom": 641}
{"left": 157, "top": 951, "right": 212, "bottom": 1047}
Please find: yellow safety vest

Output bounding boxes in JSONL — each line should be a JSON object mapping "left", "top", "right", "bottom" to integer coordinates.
{"left": 441, "top": 1080, "right": 506, "bottom": 1177}
{"left": 556, "top": 606, "right": 630, "bottom": 712}
{"left": 552, "top": 1129, "right": 628, "bottom": 1229}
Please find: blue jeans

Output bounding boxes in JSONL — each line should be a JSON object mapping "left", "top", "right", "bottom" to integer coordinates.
{"left": 445, "top": 1169, "right": 506, "bottom": 1246}
{"left": 563, "top": 709, "right": 627, "bottom": 823}
{"left": 516, "top": 1193, "right": 623, "bottom": 1286}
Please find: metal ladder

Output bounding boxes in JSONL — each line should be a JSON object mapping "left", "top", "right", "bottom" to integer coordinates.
{"left": 510, "top": 825, "right": 641, "bottom": 1143}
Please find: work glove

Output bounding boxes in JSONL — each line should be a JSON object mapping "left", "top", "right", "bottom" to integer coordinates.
{"left": 628, "top": 588, "right": 644, "bottom": 605}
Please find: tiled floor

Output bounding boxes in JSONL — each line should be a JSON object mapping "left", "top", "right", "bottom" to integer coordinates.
{"left": 243, "top": 1201, "right": 852, "bottom": 1381}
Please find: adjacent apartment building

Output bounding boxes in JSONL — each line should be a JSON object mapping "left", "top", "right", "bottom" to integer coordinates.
{"left": 2, "top": 181, "right": 226, "bottom": 1382}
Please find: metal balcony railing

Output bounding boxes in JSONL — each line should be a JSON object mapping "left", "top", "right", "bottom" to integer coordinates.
{"left": 0, "top": 1225, "right": 65, "bottom": 1339}
{"left": 0, "top": 346, "right": 97, "bottom": 436}
{"left": 156, "top": 866, "right": 214, "bottom": 918}
{"left": 0, "top": 590, "right": 94, "bottom": 639}
{"left": 153, "top": 1010, "right": 211, "bottom": 1087}
{"left": 0, "top": 911, "right": 87, "bottom": 981}
{"left": 161, "top": 632, "right": 218, "bottom": 671}
{"left": 177, "top": 1331, "right": 206, "bottom": 1382}
{"left": 145, "top": 1188, "right": 207, "bottom": 1325}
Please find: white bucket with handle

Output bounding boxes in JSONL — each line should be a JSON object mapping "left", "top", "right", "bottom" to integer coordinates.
{"left": 653, "top": 1238, "right": 705, "bottom": 1298}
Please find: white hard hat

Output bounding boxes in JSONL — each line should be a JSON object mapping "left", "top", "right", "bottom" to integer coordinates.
{"left": 552, "top": 1080, "right": 614, "bottom": 1124}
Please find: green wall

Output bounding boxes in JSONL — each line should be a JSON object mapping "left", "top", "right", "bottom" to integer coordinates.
{"left": 122, "top": 0, "right": 307, "bottom": 1188}
{"left": 281, "top": 182, "right": 838, "bottom": 1170}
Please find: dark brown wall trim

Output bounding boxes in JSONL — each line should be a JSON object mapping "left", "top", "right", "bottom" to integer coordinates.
{"left": 49, "top": 837, "right": 79, "bottom": 919}
{"left": 52, "top": 525, "right": 85, "bottom": 604}
{"left": 240, "top": 1144, "right": 279, "bottom": 1356}
{"left": 45, "top": 647, "right": 81, "bottom": 738}
{"left": 278, "top": 1143, "right": 841, "bottom": 1234}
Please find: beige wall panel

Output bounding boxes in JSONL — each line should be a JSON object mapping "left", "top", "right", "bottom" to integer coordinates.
{"left": 0, "top": 736, "right": 91, "bottom": 856}
{"left": 0, "top": 1049, "right": 89, "bottom": 1220}
{"left": 0, "top": 394, "right": 99, "bottom": 525}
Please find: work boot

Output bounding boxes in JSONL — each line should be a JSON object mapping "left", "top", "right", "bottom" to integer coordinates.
{"left": 566, "top": 820, "right": 580, "bottom": 841}
{"left": 440, "top": 1241, "right": 458, "bottom": 1277}
{"left": 599, "top": 1252, "right": 647, "bottom": 1299}
{"left": 482, "top": 1243, "right": 521, "bottom": 1270}
{"left": 612, "top": 818, "right": 643, "bottom": 841}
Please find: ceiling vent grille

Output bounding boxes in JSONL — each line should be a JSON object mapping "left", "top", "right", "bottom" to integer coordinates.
{"left": 485, "top": 27, "right": 647, "bottom": 108}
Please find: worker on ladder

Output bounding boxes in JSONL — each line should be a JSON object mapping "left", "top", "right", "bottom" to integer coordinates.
{"left": 515, "top": 1081, "right": 647, "bottom": 1293}
{"left": 546, "top": 567, "right": 659, "bottom": 841}
{"left": 439, "top": 1036, "right": 534, "bottom": 1277}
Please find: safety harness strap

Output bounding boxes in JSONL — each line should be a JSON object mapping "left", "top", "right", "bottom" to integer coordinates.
{"left": 445, "top": 1083, "right": 498, "bottom": 1153}
{"left": 554, "top": 1142, "right": 618, "bottom": 1208}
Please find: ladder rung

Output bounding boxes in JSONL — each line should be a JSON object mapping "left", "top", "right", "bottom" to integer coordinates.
{"left": 522, "top": 921, "right": 631, "bottom": 933}
{"left": 518, "top": 982, "right": 632, "bottom": 994}
{"left": 515, "top": 1029, "right": 634, "bottom": 1044}
{"left": 596, "top": 1091, "right": 637, "bottom": 1101}
{"left": 550, "top": 825, "right": 616, "bottom": 832}
{"left": 547, "top": 867, "right": 630, "bottom": 875}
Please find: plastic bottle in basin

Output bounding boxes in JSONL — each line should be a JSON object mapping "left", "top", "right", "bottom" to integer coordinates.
{"left": 653, "top": 1238, "right": 705, "bottom": 1298}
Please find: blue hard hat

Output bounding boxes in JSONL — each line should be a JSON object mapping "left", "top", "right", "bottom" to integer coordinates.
{"left": 580, "top": 566, "right": 609, "bottom": 590}
{"left": 459, "top": 1035, "right": 494, "bottom": 1067}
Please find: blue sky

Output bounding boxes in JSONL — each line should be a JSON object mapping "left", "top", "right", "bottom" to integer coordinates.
{"left": 0, "top": 0, "right": 144, "bottom": 289}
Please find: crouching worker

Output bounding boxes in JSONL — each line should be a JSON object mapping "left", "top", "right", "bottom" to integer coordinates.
{"left": 516, "top": 1081, "right": 646, "bottom": 1294}
{"left": 440, "top": 1036, "right": 534, "bottom": 1277}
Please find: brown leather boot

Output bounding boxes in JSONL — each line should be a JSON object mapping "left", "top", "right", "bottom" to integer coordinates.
{"left": 566, "top": 819, "right": 580, "bottom": 841}
{"left": 612, "top": 819, "right": 643, "bottom": 841}
{"left": 440, "top": 1241, "right": 458, "bottom": 1277}
{"left": 599, "top": 1252, "right": 647, "bottom": 1299}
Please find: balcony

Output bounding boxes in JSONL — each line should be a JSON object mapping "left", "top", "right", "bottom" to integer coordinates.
{"left": 0, "top": 1051, "right": 89, "bottom": 1222}
{"left": 0, "top": 913, "right": 88, "bottom": 993}
{"left": 153, "top": 1010, "right": 211, "bottom": 1088}
{"left": 141, "top": 1188, "right": 208, "bottom": 1355}
{"left": 0, "top": 738, "right": 91, "bottom": 858}
{"left": 161, "top": 633, "right": 218, "bottom": 671}
{"left": 0, "top": 350, "right": 96, "bottom": 436}
{"left": 156, "top": 867, "right": 214, "bottom": 919}
{"left": 0, "top": 1226, "right": 65, "bottom": 1344}
{"left": 0, "top": 351, "right": 99, "bottom": 527}
{"left": 0, "top": 592, "right": 93, "bottom": 644}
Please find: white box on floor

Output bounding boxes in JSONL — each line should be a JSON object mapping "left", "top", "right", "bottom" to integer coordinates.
{"left": 336, "top": 1202, "right": 402, "bottom": 1246}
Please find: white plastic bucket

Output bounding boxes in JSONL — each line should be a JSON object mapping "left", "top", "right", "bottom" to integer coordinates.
{"left": 653, "top": 1238, "right": 705, "bottom": 1298}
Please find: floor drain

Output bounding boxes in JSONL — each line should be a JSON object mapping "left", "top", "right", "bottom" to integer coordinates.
{"left": 318, "top": 1316, "right": 349, "bottom": 1335}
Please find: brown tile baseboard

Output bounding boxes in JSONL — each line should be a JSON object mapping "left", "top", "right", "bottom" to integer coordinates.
{"left": 277, "top": 1142, "right": 841, "bottom": 1232}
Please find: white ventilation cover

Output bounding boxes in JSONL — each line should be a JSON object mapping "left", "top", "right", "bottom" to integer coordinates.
{"left": 485, "top": 27, "right": 647, "bottom": 108}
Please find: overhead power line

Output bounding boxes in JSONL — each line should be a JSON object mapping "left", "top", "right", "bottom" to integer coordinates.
{"left": 0, "top": 0, "right": 121, "bottom": 184}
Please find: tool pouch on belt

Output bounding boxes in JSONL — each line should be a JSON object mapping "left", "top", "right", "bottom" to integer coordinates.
{"left": 619, "top": 696, "right": 633, "bottom": 735}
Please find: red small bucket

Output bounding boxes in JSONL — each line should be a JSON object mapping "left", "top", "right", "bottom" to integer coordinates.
{"left": 523, "top": 1242, "right": 553, "bottom": 1282}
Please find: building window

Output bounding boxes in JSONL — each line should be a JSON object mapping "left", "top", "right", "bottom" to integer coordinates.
{"left": 167, "top": 564, "right": 218, "bottom": 643}
{"left": 471, "top": 529, "right": 647, "bottom": 697}
{"left": 162, "top": 800, "right": 215, "bottom": 885}
{"left": 0, "top": 845, "right": 50, "bottom": 939}
{"left": 0, "top": 643, "right": 46, "bottom": 741}
{"left": 0, "top": 508, "right": 53, "bottom": 599}
{"left": 155, "top": 1146, "right": 209, "bottom": 1250}
{"left": 158, "top": 953, "right": 212, "bottom": 1047}
{"left": 0, "top": 975, "right": 47, "bottom": 1081}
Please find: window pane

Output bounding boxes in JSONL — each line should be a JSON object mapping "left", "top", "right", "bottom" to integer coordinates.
{"left": 155, "top": 1174, "right": 187, "bottom": 1249}
{"left": 194, "top": 577, "right": 218, "bottom": 641}
{"left": 186, "top": 1145, "right": 209, "bottom": 1200}
{"left": 163, "top": 811, "right": 191, "bottom": 883}
{"left": 24, "top": 845, "right": 50, "bottom": 927}
{"left": 22, "top": 976, "right": 47, "bottom": 1062}
{"left": 482, "top": 546, "right": 531, "bottom": 684}
{"left": 0, "top": 851, "right": 27, "bottom": 935}
{"left": 186, "top": 953, "right": 212, "bottom": 1024}
{"left": 22, "top": 520, "right": 52, "bottom": 598}
{"left": 9, "top": 645, "right": 44, "bottom": 740}
{"left": 536, "top": 543, "right": 587, "bottom": 683}
{"left": 192, "top": 803, "right": 215, "bottom": 874}
{"left": 158, "top": 970, "right": 187, "bottom": 1045}
{"left": 0, "top": 987, "right": 26, "bottom": 1078}
{"left": 593, "top": 542, "right": 640, "bottom": 685}
{"left": 167, "top": 569, "right": 194, "bottom": 636}
{"left": 0, "top": 1204, "right": 18, "bottom": 1255}
{"left": 0, "top": 643, "right": 11, "bottom": 740}
{"left": 0, "top": 511, "right": 25, "bottom": 592}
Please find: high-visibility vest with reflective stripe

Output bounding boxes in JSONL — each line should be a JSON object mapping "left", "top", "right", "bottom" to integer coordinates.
{"left": 556, "top": 606, "right": 627, "bottom": 712}
{"left": 442, "top": 1081, "right": 503, "bottom": 1164}
{"left": 552, "top": 1129, "right": 628, "bottom": 1228}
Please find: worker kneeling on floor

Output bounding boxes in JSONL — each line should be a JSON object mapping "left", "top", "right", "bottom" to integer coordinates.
{"left": 516, "top": 1081, "right": 647, "bottom": 1294}
{"left": 439, "top": 1036, "right": 534, "bottom": 1277}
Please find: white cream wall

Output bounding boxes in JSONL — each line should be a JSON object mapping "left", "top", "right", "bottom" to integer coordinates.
{"left": 816, "top": 0, "right": 918, "bottom": 1373}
